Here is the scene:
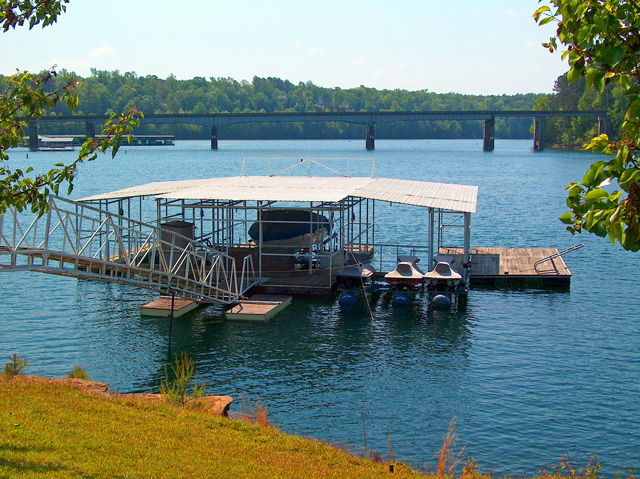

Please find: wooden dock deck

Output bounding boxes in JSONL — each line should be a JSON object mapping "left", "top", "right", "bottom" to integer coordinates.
{"left": 225, "top": 295, "right": 292, "bottom": 321}
{"left": 140, "top": 296, "right": 201, "bottom": 317}
{"left": 258, "top": 268, "right": 337, "bottom": 297}
{"left": 440, "top": 247, "right": 573, "bottom": 287}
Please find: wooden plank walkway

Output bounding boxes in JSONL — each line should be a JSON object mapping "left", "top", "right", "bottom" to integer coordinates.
{"left": 440, "top": 247, "right": 573, "bottom": 287}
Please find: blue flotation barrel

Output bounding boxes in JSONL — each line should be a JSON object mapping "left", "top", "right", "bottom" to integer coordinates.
{"left": 338, "top": 292, "right": 358, "bottom": 306}
{"left": 392, "top": 293, "right": 412, "bottom": 306}
{"left": 431, "top": 294, "right": 452, "bottom": 309}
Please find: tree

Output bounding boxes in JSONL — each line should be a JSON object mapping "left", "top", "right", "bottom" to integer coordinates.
{"left": 0, "top": 1, "right": 140, "bottom": 214}
{"left": 535, "top": 0, "right": 640, "bottom": 251}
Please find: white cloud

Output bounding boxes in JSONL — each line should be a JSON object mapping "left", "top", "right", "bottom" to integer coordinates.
{"left": 89, "top": 45, "right": 115, "bottom": 58}
{"left": 350, "top": 56, "right": 370, "bottom": 68}
{"left": 395, "top": 62, "right": 407, "bottom": 70}
{"left": 310, "top": 47, "right": 326, "bottom": 54}
{"left": 506, "top": 10, "right": 518, "bottom": 17}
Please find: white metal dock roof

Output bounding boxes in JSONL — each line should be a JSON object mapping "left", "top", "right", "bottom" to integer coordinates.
{"left": 80, "top": 176, "right": 478, "bottom": 213}
{"left": 79, "top": 178, "right": 215, "bottom": 201}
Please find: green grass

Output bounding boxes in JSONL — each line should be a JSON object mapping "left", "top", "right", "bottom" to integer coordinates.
{"left": 0, "top": 376, "right": 427, "bottom": 478}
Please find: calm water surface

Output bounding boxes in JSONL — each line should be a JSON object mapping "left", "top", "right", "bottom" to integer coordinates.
{"left": 1, "top": 140, "right": 639, "bottom": 476}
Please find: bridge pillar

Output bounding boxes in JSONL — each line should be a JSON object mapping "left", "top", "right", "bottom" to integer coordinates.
{"left": 533, "top": 118, "right": 546, "bottom": 151}
{"left": 483, "top": 117, "right": 495, "bottom": 151}
{"left": 598, "top": 116, "right": 608, "bottom": 136}
{"left": 28, "top": 121, "right": 38, "bottom": 150}
{"left": 211, "top": 125, "right": 218, "bottom": 150}
{"left": 85, "top": 122, "right": 95, "bottom": 141}
{"left": 365, "top": 123, "right": 375, "bottom": 150}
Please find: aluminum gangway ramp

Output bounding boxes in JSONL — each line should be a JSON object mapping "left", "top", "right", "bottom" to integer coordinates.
{"left": 0, "top": 196, "right": 258, "bottom": 304}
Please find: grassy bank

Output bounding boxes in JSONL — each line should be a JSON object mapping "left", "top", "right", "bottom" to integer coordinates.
{"left": 0, "top": 376, "right": 433, "bottom": 478}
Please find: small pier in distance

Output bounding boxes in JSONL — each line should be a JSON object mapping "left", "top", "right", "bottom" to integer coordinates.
{"left": 440, "top": 247, "right": 575, "bottom": 287}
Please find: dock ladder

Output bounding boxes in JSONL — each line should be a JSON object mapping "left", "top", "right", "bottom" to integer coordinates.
{"left": 534, "top": 243, "right": 584, "bottom": 273}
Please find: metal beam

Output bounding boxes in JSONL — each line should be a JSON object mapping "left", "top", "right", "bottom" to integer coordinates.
{"left": 29, "top": 109, "right": 607, "bottom": 127}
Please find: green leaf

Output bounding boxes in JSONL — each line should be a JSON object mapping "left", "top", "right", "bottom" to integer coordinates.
{"left": 581, "top": 161, "right": 606, "bottom": 186}
{"left": 619, "top": 168, "right": 640, "bottom": 190}
{"left": 533, "top": 5, "right": 551, "bottom": 20}
{"left": 592, "top": 70, "right": 605, "bottom": 92}
{"left": 585, "top": 188, "right": 608, "bottom": 202}
{"left": 559, "top": 211, "right": 574, "bottom": 224}
{"left": 567, "top": 65, "right": 581, "bottom": 83}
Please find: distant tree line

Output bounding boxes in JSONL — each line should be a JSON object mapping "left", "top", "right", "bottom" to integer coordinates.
{"left": 1, "top": 69, "right": 550, "bottom": 140}
{"left": 534, "top": 71, "right": 626, "bottom": 148}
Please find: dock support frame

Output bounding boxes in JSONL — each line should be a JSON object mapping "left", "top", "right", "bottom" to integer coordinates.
{"left": 463, "top": 212, "right": 471, "bottom": 288}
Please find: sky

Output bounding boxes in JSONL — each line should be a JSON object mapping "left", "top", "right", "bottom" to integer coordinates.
{"left": 1, "top": 1, "right": 568, "bottom": 95}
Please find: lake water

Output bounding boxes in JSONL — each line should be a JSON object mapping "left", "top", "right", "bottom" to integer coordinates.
{"left": 1, "top": 139, "right": 639, "bottom": 476}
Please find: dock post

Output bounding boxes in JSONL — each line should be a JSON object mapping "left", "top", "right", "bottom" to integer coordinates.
{"left": 211, "top": 125, "right": 218, "bottom": 150}
{"left": 483, "top": 117, "right": 495, "bottom": 151}
{"left": 85, "top": 121, "right": 95, "bottom": 141}
{"left": 598, "top": 116, "right": 608, "bottom": 136}
{"left": 28, "top": 121, "right": 38, "bottom": 150}
{"left": 365, "top": 123, "right": 375, "bottom": 150}
{"left": 463, "top": 212, "right": 471, "bottom": 288}
{"left": 533, "top": 118, "right": 545, "bottom": 151}
{"left": 167, "top": 291, "right": 175, "bottom": 359}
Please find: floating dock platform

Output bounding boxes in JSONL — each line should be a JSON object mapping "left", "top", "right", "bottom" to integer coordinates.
{"left": 225, "top": 295, "right": 292, "bottom": 321}
{"left": 140, "top": 296, "right": 201, "bottom": 317}
{"left": 441, "top": 247, "right": 573, "bottom": 287}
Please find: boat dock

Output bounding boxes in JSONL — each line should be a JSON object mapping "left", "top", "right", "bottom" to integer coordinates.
{"left": 440, "top": 247, "right": 574, "bottom": 287}
{"left": 1, "top": 157, "right": 582, "bottom": 320}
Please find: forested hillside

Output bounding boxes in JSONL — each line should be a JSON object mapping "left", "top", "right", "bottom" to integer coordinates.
{"left": 4, "top": 69, "right": 545, "bottom": 140}
{"left": 534, "top": 72, "right": 627, "bottom": 148}
{"left": 6, "top": 69, "right": 621, "bottom": 144}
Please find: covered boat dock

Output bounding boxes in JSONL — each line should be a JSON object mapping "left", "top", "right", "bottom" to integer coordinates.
{"left": 78, "top": 159, "right": 478, "bottom": 297}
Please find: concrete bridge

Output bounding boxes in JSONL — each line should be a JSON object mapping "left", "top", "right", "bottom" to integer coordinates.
{"left": 28, "top": 110, "right": 607, "bottom": 151}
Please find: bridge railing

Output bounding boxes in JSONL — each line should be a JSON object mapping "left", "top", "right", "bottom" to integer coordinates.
{"left": 0, "top": 196, "right": 259, "bottom": 303}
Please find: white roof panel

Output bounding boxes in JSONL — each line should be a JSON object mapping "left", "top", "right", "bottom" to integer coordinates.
{"left": 157, "top": 176, "right": 374, "bottom": 203}
{"left": 82, "top": 175, "right": 477, "bottom": 213}
{"left": 78, "top": 178, "right": 216, "bottom": 201}
{"left": 356, "top": 178, "right": 478, "bottom": 213}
